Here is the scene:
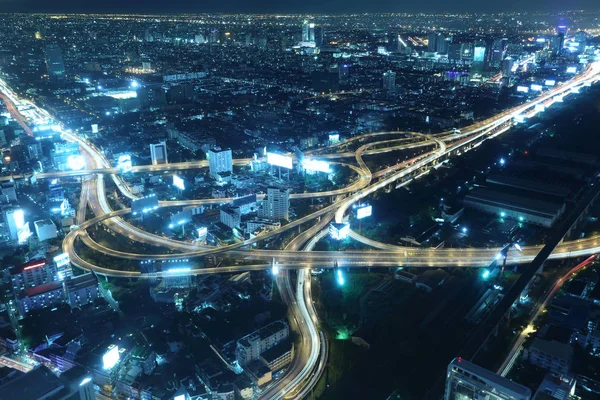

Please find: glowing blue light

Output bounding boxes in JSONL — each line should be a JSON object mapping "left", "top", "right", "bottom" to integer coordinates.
{"left": 500, "top": 212, "right": 506, "bottom": 218}
{"left": 462, "top": 227, "right": 468, "bottom": 233}
{"left": 499, "top": 158, "right": 506, "bottom": 165}
{"left": 336, "top": 269, "right": 345, "bottom": 286}
{"left": 130, "top": 80, "right": 139, "bottom": 88}
{"left": 482, "top": 270, "right": 491, "bottom": 280}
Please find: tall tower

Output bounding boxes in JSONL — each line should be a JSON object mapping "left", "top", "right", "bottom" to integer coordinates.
{"left": 259, "top": 187, "right": 290, "bottom": 221}
{"left": 382, "top": 71, "right": 396, "bottom": 92}
{"left": 207, "top": 147, "right": 233, "bottom": 177}
{"left": 45, "top": 43, "right": 66, "bottom": 79}
{"left": 302, "top": 20, "right": 310, "bottom": 42}
{"left": 149, "top": 141, "right": 168, "bottom": 165}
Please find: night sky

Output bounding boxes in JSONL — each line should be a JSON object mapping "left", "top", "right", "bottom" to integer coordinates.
{"left": 0, "top": 0, "right": 599, "bottom": 14}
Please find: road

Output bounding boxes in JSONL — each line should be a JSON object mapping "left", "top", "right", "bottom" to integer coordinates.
{"left": 1, "top": 61, "right": 600, "bottom": 397}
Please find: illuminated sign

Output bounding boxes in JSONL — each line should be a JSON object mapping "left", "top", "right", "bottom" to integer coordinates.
{"left": 174, "top": 396, "right": 186, "bottom": 400}
{"left": 53, "top": 253, "right": 70, "bottom": 267}
{"left": 356, "top": 205, "right": 372, "bottom": 220}
{"left": 167, "top": 267, "right": 191, "bottom": 274}
{"left": 67, "top": 155, "right": 85, "bottom": 171}
{"left": 24, "top": 261, "right": 46, "bottom": 271}
{"left": 91, "top": 124, "right": 99, "bottom": 134}
{"left": 197, "top": 227, "right": 208, "bottom": 238}
{"left": 530, "top": 84, "right": 543, "bottom": 92}
{"left": 266, "top": 152, "right": 293, "bottom": 169}
{"left": 329, "top": 133, "right": 340, "bottom": 144}
{"left": 544, "top": 80, "right": 556, "bottom": 86}
{"left": 566, "top": 66, "right": 577, "bottom": 74}
{"left": 102, "top": 345, "right": 120, "bottom": 370}
{"left": 13, "top": 209, "right": 25, "bottom": 229}
{"left": 516, "top": 86, "right": 529, "bottom": 93}
{"left": 329, "top": 222, "right": 350, "bottom": 240}
{"left": 79, "top": 377, "right": 92, "bottom": 386}
{"left": 536, "top": 38, "right": 547, "bottom": 43}
{"left": 302, "top": 159, "right": 332, "bottom": 173}
{"left": 473, "top": 47, "right": 486, "bottom": 62}
{"left": 117, "top": 154, "right": 132, "bottom": 173}
{"left": 173, "top": 175, "right": 185, "bottom": 190}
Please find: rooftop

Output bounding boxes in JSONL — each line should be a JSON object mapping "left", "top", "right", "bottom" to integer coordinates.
{"left": 529, "top": 338, "right": 573, "bottom": 361}
{"left": 21, "top": 281, "right": 63, "bottom": 298}
{"left": 0, "top": 365, "right": 64, "bottom": 400}
{"left": 448, "top": 358, "right": 531, "bottom": 397}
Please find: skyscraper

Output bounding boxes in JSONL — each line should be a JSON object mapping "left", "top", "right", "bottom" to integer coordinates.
{"left": 428, "top": 32, "right": 449, "bottom": 54}
{"left": 444, "top": 358, "right": 531, "bottom": 400}
{"left": 302, "top": 20, "right": 315, "bottom": 42}
{"left": 45, "top": 43, "right": 65, "bottom": 79}
{"left": 259, "top": 187, "right": 290, "bottom": 221}
{"left": 502, "top": 57, "right": 514, "bottom": 78}
{"left": 382, "top": 71, "right": 396, "bottom": 92}
{"left": 150, "top": 141, "right": 168, "bottom": 165}
{"left": 207, "top": 147, "right": 233, "bottom": 177}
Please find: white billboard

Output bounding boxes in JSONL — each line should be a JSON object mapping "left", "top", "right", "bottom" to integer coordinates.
{"left": 67, "top": 155, "right": 86, "bottom": 171}
{"left": 91, "top": 124, "right": 99, "bottom": 133}
{"left": 173, "top": 175, "right": 185, "bottom": 190}
{"left": 329, "top": 222, "right": 350, "bottom": 240}
{"left": 266, "top": 152, "right": 293, "bottom": 169}
{"left": 103, "top": 345, "right": 120, "bottom": 370}
{"left": 118, "top": 154, "right": 132, "bottom": 173}
{"left": 53, "top": 253, "right": 70, "bottom": 267}
{"left": 544, "top": 80, "right": 556, "bottom": 86}
{"left": 566, "top": 66, "right": 577, "bottom": 74}
{"left": 356, "top": 205, "right": 372, "bottom": 219}
{"left": 516, "top": 86, "right": 529, "bottom": 93}
{"left": 530, "top": 84, "right": 543, "bottom": 92}
{"left": 329, "top": 133, "right": 340, "bottom": 144}
{"left": 302, "top": 159, "right": 332, "bottom": 173}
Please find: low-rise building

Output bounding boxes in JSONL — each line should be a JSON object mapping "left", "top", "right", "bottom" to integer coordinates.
{"left": 34, "top": 219, "right": 58, "bottom": 241}
{"left": 526, "top": 338, "right": 573, "bottom": 375}
{"left": 260, "top": 340, "right": 294, "bottom": 372}
{"left": 236, "top": 320, "right": 289, "bottom": 366}
{"left": 18, "top": 281, "right": 65, "bottom": 315}
{"left": 64, "top": 273, "right": 100, "bottom": 308}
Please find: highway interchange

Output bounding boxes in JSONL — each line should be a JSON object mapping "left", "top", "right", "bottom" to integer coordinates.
{"left": 2, "top": 61, "right": 600, "bottom": 398}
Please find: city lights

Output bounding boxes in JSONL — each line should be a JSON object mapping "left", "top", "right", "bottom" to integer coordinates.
{"left": 67, "top": 155, "right": 86, "bottom": 171}
{"left": 266, "top": 152, "right": 293, "bottom": 169}
{"left": 102, "top": 345, "right": 120, "bottom": 370}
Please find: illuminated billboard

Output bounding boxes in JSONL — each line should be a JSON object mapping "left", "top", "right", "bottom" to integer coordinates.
{"left": 266, "top": 152, "right": 293, "bottom": 169}
{"left": 329, "top": 133, "right": 340, "bottom": 144}
{"left": 173, "top": 175, "right": 185, "bottom": 190}
{"left": 566, "top": 66, "right": 577, "bottom": 74}
{"left": 530, "top": 84, "right": 543, "bottom": 92}
{"left": 473, "top": 47, "right": 486, "bottom": 62}
{"left": 117, "top": 154, "right": 132, "bottom": 173}
{"left": 67, "top": 155, "right": 85, "bottom": 171}
{"left": 197, "top": 226, "right": 208, "bottom": 239}
{"left": 534, "top": 104, "right": 545, "bottom": 112}
{"left": 91, "top": 124, "right": 99, "bottom": 134}
{"left": 356, "top": 205, "right": 372, "bottom": 220}
{"left": 53, "top": 253, "right": 70, "bottom": 267}
{"left": 516, "top": 86, "right": 529, "bottom": 93}
{"left": 544, "top": 80, "right": 556, "bottom": 86}
{"left": 102, "top": 345, "right": 120, "bottom": 370}
{"left": 329, "top": 222, "right": 350, "bottom": 240}
{"left": 302, "top": 159, "right": 332, "bottom": 173}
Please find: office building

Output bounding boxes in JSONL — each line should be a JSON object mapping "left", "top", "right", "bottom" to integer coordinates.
{"left": 260, "top": 340, "right": 294, "bottom": 372}
{"left": 45, "top": 43, "right": 66, "bottom": 78}
{"left": 502, "top": 57, "right": 514, "bottom": 78}
{"left": 18, "top": 281, "right": 65, "bottom": 314}
{"left": 232, "top": 194, "right": 258, "bottom": 215}
{"left": 34, "top": 219, "right": 58, "bottom": 241}
{"left": 302, "top": 20, "right": 315, "bottom": 42}
{"left": 428, "top": 32, "right": 449, "bottom": 54}
{"left": 526, "top": 338, "right": 573, "bottom": 375}
{"left": 382, "top": 70, "right": 396, "bottom": 92}
{"left": 64, "top": 273, "right": 100, "bottom": 308}
{"left": 258, "top": 187, "right": 290, "bottom": 221}
{"left": 137, "top": 86, "right": 166, "bottom": 108}
{"left": 236, "top": 320, "right": 289, "bottom": 366}
{"left": 220, "top": 206, "right": 242, "bottom": 229}
{"left": 464, "top": 188, "right": 565, "bottom": 228}
{"left": 4, "top": 207, "right": 24, "bottom": 241}
{"left": 150, "top": 141, "right": 168, "bottom": 165}
{"left": 444, "top": 357, "right": 531, "bottom": 400}
{"left": 7, "top": 259, "right": 60, "bottom": 292}
{"left": 1, "top": 182, "right": 17, "bottom": 203}
{"left": 207, "top": 147, "right": 233, "bottom": 177}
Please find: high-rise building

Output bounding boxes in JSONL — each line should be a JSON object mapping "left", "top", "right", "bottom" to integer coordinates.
{"left": 259, "top": 187, "right": 290, "bottom": 221}
{"left": 207, "top": 147, "right": 233, "bottom": 177}
{"left": 302, "top": 20, "right": 315, "bottom": 42}
{"left": 3, "top": 207, "right": 25, "bottom": 242}
{"left": 150, "top": 141, "right": 168, "bottom": 165}
{"left": 7, "top": 258, "right": 59, "bottom": 293}
{"left": 502, "top": 57, "right": 514, "bottom": 78}
{"left": 428, "top": 32, "right": 449, "bottom": 54}
{"left": 382, "top": 70, "right": 396, "bottom": 92}
{"left": 444, "top": 358, "right": 531, "bottom": 400}
{"left": 45, "top": 43, "right": 66, "bottom": 79}
{"left": 314, "top": 26, "right": 324, "bottom": 47}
